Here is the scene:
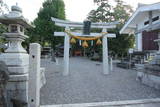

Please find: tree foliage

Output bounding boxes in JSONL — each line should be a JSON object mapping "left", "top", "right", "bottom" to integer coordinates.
{"left": 88, "top": 1, "right": 113, "bottom": 22}
{"left": 0, "top": 0, "right": 8, "bottom": 48}
{"left": 88, "top": 0, "right": 135, "bottom": 57}
{"left": 28, "top": 0, "right": 65, "bottom": 49}
{"left": 0, "top": 0, "right": 8, "bottom": 15}
{"left": 0, "top": 0, "right": 8, "bottom": 35}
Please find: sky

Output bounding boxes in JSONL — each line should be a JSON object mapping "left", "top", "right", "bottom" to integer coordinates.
{"left": 3, "top": 0, "right": 160, "bottom": 22}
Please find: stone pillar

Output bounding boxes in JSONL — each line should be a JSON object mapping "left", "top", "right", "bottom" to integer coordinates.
{"left": 55, "top": 58, "right": 59, "bottom": 65}
{"left": 0, "top": 33, "right": 29, "bottom": 106}
{"left": 136, "top": 33, "right": 142, "bottom": 51}
{"left": 154, "top": 32, "right": 160, "bottom": 53}
{"left": 158, "top": 32, "right": 160, "bottom": 51}
{"left": 153, "top": 32, "right": 160, "bottom": 65}
{"left": 102, "top": 28, "right": 109, "bottom": 75}
{"left": 63, "top": 26, "right": 70, "bottom": 76}
{"left": 135, "top": 34, "right": 138, "bottom": 50}
{"left": 28, "top": 43, "right": 41, "bottom": 107}
{"left": 110, "top": 57, "right": 113, "bottom": 71}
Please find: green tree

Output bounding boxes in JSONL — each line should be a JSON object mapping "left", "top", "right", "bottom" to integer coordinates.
{"left": 31, "top": 0, "right": 65, "bottom": 49}
{"left": 87, "top": 0, "right": 113, "bottom": 56}
{"left": 88, "top": 0, "right": 113, "bottom": 22}
{"left": 93, "top": 0, "right": 108, "bottom": 4}
{"left": 111, "top": 0, "right": 134, "bottom": 57}
{"left": 0, "top": 0, "right": 8, "bottom": 52}
{"left": 88, "top": 0, "right": 134, "bottom": 57}
{"left": 0, "top": 0, "right": 9, "bottom": 14}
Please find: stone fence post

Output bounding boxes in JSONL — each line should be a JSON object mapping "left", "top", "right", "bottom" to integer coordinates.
{"left": 109, "top": 57, "right": 113, "bottom": 71}
{"left": 28, "top": 43, "right": 41, "bottom": 107}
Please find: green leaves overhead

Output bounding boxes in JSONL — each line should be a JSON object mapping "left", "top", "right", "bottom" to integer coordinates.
{"left": 0, "top": 0, "right": 9, "bottom": 15}
{"left": 89, "top": 0, "right": 135, "bottom": 57}
{"left": 30, "top": 0, "right": 65, "bottom": 48}
{"left": 88, "top": 1, "right": 113, "bottom": 22}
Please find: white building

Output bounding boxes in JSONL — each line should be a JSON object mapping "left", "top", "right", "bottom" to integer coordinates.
{"left": 120, "top": 3, "right": 160, "bottom": 52}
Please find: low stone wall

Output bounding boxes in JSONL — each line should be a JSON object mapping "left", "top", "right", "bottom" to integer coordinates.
{"left": 136, "top": 64, "right": 160, "bottom": 90}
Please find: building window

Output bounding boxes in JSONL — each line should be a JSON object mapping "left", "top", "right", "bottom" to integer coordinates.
{"left": 152, "top": 16, "right": 159, "bottom": 22}
{"left": 11, "top": 25, "right": 18, "bottom": 33}
{"left": 144, "top": 16, "right": 159, "bottom": 25}
{"left": 144, "top": 21, "right": 149, "bottom": 25}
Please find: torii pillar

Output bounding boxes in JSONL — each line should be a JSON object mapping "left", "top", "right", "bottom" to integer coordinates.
{"left": 63, "top": 26, "right": 70, "bottom": 76}
{"left": 102, "top": 28, "right": 109, "bottom": 74}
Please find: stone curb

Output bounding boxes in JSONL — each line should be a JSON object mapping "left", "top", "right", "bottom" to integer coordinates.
{"left": 40, "top": 98, "right": 160, "bottom": 107}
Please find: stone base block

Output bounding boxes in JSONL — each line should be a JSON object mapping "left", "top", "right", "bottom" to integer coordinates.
{"left": 137, "top": 72, "right": 160, "bottom": 90}
{"left": 6, "top": 74, "right": 28, "bottom": 107}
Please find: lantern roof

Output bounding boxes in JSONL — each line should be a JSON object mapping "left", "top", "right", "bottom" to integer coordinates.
{"left": 0, "top": 5, "right": 33, "bottom": 28}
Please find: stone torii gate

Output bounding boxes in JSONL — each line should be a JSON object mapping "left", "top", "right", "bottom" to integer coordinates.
{"left": 51, "top": 17, "right": 118, "bottom": 76}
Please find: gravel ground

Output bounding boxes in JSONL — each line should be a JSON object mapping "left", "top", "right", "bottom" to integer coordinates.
{"left": 40, "top": 57, "right": 160, "bottom": 105}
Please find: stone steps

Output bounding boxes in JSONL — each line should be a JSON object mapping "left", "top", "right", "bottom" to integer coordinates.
{"left": 40, "top": 98, "right": 160, "bottom": 107}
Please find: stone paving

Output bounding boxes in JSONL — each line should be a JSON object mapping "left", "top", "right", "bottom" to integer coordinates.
{"left": 40, "top": 57, "right": 160, "bottom": 105}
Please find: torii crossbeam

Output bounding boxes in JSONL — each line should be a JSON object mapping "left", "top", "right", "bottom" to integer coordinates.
{"left": 51, "top": 17, "right": 118, "bottom": 76}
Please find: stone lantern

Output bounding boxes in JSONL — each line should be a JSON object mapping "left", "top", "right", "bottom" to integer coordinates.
{"left": 155, "top": 39, "right": 160, "bottom": 52}
{"left": 154, "top": 32, "right": 160, "bottom": 52}
{"left": 0, "top": 5, "right": 32, "bottom": 106}
{"left": 154, "top": 32, "right": 160, "bottom": 65}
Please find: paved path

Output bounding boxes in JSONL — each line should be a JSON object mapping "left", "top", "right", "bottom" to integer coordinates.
{"left": 40, "top": 57, "right": 160, "bottom": 105}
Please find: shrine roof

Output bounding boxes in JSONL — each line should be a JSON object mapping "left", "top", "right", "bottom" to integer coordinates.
{"left": 120, "top": 2, "right": 160, "bottom": 34}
